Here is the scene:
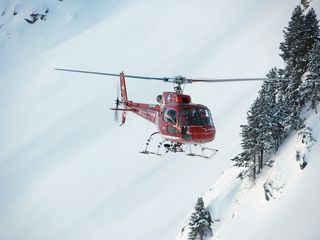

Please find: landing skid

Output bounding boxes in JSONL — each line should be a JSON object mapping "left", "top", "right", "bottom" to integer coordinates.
{"left": 140, "top": 132, "right": 218, "bottom": 159}
{"left": 185, "top": 145, "right": 218, "bottom": 159}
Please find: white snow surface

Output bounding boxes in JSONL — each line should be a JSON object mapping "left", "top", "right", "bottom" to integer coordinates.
{"left": 1, "top": 1, "right": 319, "bottom": 240}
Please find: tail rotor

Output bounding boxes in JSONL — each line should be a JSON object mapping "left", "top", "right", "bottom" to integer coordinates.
{"left": 108, "top": 72, "right": 128, "bottom": 126}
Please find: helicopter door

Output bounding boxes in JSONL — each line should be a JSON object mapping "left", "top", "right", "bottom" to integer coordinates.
{"left": 163, "top": 108, "right": 179, "bottom": 135}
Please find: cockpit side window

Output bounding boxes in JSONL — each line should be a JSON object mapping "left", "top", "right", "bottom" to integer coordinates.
{"left": 164, "top": 108, "right": 177, "bottom": 124}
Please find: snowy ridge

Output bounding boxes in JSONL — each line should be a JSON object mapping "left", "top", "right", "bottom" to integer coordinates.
{"left": 177, "top": 109, "right": 320, "bottom": 240}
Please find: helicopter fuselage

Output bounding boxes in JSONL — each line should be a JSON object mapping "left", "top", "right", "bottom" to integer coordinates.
{"left": 126, "top": 91, "right": 216, "bottom": 145}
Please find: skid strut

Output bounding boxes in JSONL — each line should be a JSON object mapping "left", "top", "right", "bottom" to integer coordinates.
{"left": 139, "top": 132, "right": 185, "bottom": 156}
{"left": 140, "top": 132, "right": 164, "bottom": 156}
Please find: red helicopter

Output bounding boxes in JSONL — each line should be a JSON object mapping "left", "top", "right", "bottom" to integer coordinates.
{"left": 55, "top": 68, "right": 268, "bottom": 158}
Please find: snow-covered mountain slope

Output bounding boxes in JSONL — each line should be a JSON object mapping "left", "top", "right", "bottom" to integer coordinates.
{"left": 0, "top": 0, "right": 127, "bottom": 73}
{"left": 176, "top": 109, "right": 320, "bottom": 240}
{"left": 1, "top": 1, "right": 319, "bottom": 240}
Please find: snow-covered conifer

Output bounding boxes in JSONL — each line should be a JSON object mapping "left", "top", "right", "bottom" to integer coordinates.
{"left": 266, "top": 68, "right": 290, "bottom": 150}
{"left": 299, "top": 8, "right": 320, "bottom": 107}
{"left": 188, "top": 198, "right": 212, "bottom": 240}
{"left": 279, "top": 5, "right": 319, "bottom": 129}
{"left": 280, "top": 6, "right": 307, "bottom": 72}
{"left": 304, "top": 8, "right": 320, "bottom": 53}
{"left": 305, "top": 41, "right": 320, "bottom": 112}
{"left": 233, "top": 98, "right": 262, "bottom": 179}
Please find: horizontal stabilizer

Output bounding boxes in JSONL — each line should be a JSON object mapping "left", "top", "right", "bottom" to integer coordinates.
{"left": 109, "top": 108, "right": 134, "bottom": 111}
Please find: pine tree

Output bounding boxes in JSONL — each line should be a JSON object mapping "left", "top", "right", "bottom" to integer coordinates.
{"left": 280, "top": 7, "right": 305, "bottom": 128}
{"left": 233, "top": 97, "right": 265, "bottom": 179}
{"left": 279, "top": 6, "right": 320, "bottom": 129}
{"left": 305, "top": 41, "right": 320, "bottom": 112}
{"left": 248, "top": 98, "right": 265, "bottom": 173}
{"left": 188, "top": 198, "right": 212, "bottom": 240}
{"left": 258, "top": 80, "right": 277, "bottom": 152}
{"left": 299, "top": 8, "right": 320, "bottom": 106}
{"left": 279, "top": 6, "right": 319, "bottom": 74}
{"left": 266, "top": 68, "right": 290, "bottom": 150}
{"left": 233, "top": 69, "right": 289, "bottom": 179}
{"left": 234, "top": 135, "right": 257, "bottom": 179}
{"left": 280, "top": 6, "right": 307, "bottom": 72}
{"left": 305, "top": 8, "right": 320, "bottom": 53}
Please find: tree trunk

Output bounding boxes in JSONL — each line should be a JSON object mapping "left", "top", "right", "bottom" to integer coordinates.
{"left": 253, "top": 154, "right": 256, "bottom": 180}
{"left": 260, "top": 148, "right": 264, "bottom": 173}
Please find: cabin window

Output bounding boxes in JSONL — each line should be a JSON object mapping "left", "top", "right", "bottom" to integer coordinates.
{"left": 179, "top": 108, "right": 213, "bottom": 126}
{"left": 163, "top": 108, "right": 177, "bottom": 124}
{"left": 167, "top": 125, "right": 178, "bottom": 134}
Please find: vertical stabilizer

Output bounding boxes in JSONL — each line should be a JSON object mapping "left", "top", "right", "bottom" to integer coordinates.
{"left": 119, "top": 71, "right": 128, "bottom": 126}
{"left": 120, "top": 71, "right": 128, "bottom": 103}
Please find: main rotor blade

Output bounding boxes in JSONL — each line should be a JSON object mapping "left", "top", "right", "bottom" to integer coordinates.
{"left": 55, "top": 68, "right": 120, "bottom": 77}
{"left": 55, "top": 68, "right": 285, "bottom": 84}
{"left": 189, "top": 78, "right": 271, "bottom": 83}
{"left": 54, "top": 68, "right": 168, "bottom": 81}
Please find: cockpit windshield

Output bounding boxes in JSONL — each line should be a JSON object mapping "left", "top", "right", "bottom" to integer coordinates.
{"left": 179, "top": 107, "right": 213, "bottom": 126}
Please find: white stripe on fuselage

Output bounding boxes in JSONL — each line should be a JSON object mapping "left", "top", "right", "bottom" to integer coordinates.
{"left": 162, "top": 134, "right": 180, "bottom": 141}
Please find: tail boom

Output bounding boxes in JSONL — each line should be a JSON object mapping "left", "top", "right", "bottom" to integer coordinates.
{"left": 127, "top": 102, "right": 159, "bottom": 124}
